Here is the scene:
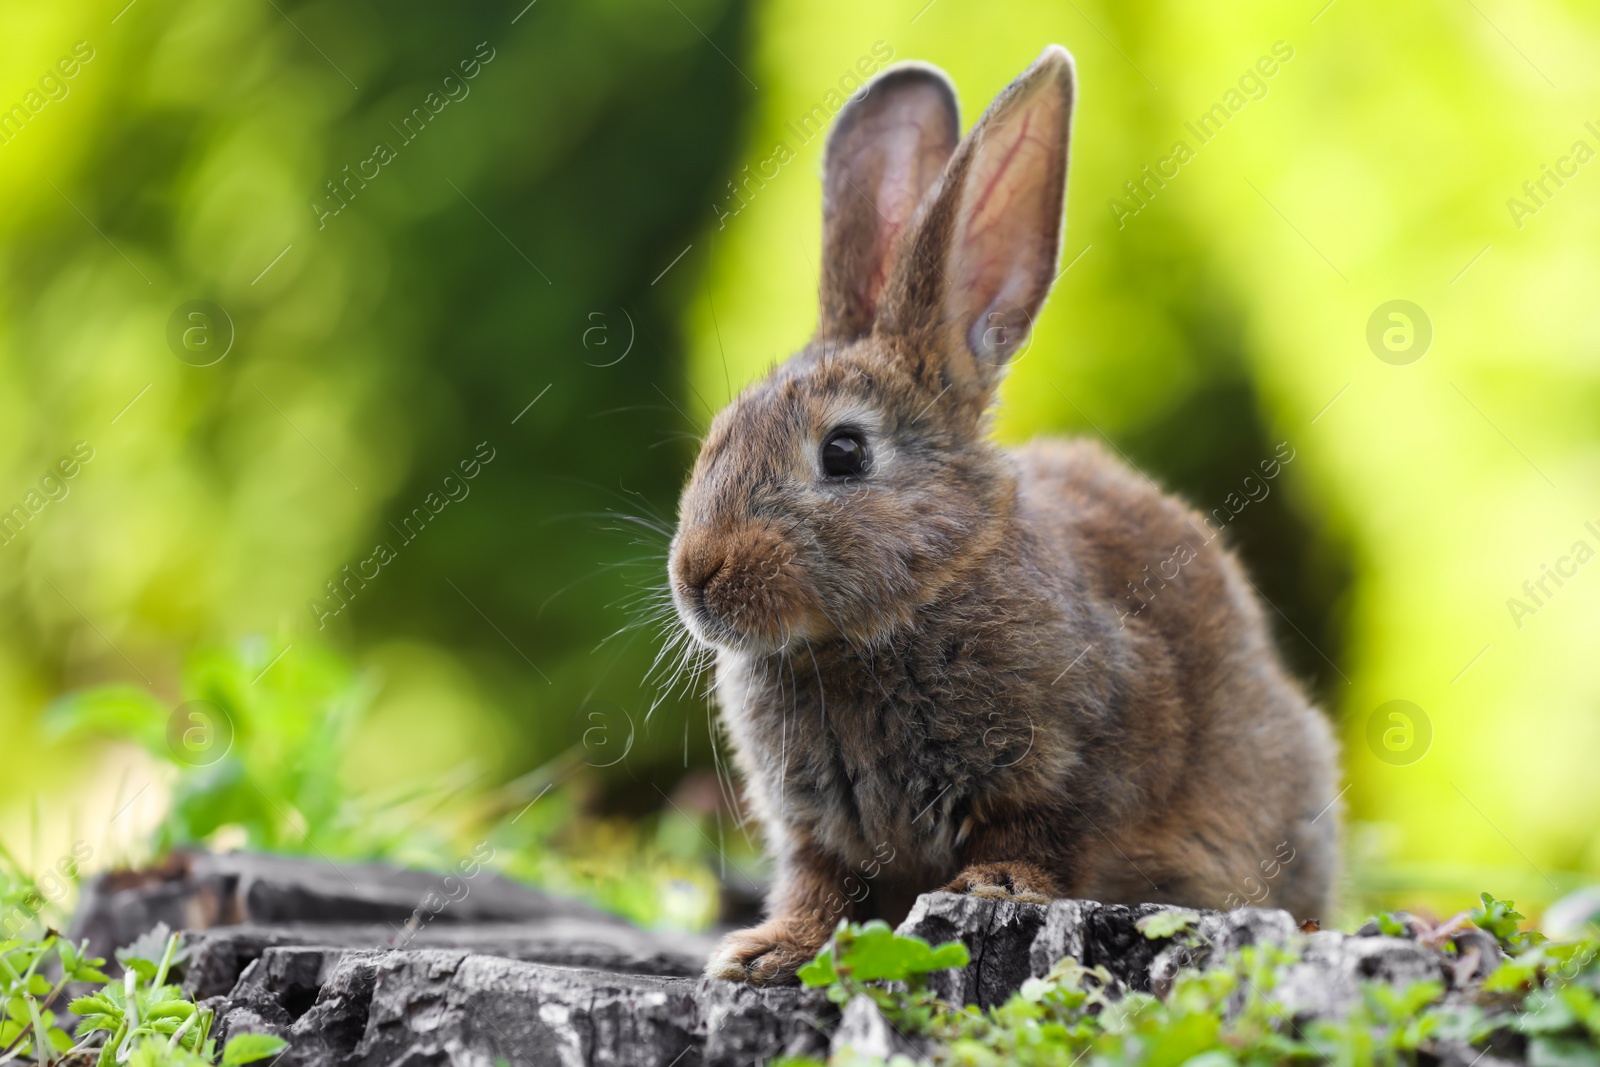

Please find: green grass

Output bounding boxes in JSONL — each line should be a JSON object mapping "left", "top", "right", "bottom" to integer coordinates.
{"left": 0, "top": 915, "right": 286, "bottom": 1067}
{"left": 43, "top": 639, "right": 738, "bottom": 933}
{"left": 17, "top": 639, "right": 1600, "bottom": 1064}
{"left": 783, "top": 895, "right": 1600, "bottom": 1067}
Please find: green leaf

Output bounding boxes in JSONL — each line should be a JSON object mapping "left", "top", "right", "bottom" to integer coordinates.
{"left": 1138, "top": 909, "right": 1202, "bottom": 941}
{"left": 796, "top": 943, "right": 837, "bottom": 987}
{"left": 1517, "top": 990, "right": 1578, "bottom": 1035}
{"left": 70, "top": 994, "right": 115, "bottom": 1016}
{"left": 117, "top": 922, "right": 188, "bottom": 974}
{"left": 222, "top": 1032, "right": 290, "bottom": 1064}
{"left": 830, "top": 921, "right": 969, "bottom": 983}
{"left": 147, "top": 1000, "right": 197, "bottom": 1019}
{"left": 1528, "top": 1035, "right": 1600, "bottom": 1067}
{"left": 1367, "top": 911, "right": 1411, "bottom": 938}
{"left": 1486, "top": 958, "right": 1540, "bottom": 993}
{"left": 60, "top": 939, "right": 110, "bottom": 984}
{"left": 1369, "top": 978, "right": 1445, "bottom": 1020}
{"left": 927, "top": 942, "right": 972, "bottom": 970}
{"left": 1473, "top": 892, "right": 1547, "bottom": 954}
{"left": 125, "top": 1036, "right": 213, "bottom": 1067}
{"left": 1179, "top": 1053, "right": 1239, "bottom": 1067}
{"left": 121, "top": 956, "right": 158, "bottom": 982}
{"left": 43, "top": 685, "right": 172, "bottom": 755}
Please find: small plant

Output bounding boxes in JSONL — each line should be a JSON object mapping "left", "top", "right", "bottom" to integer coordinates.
{"left": 1471, "top": 892, "right": 1546, "bottom": 955}
{"left": 1, "top": 932, "right": 110, "bottom": 1064}
{"left": 798, "top": 920, "right": 970, "bottom": 1030}
{"left": 43, "top": 640, "right": 730, "bottom": 933}
{"left": 1133, "top": 908, "right": 1200, "bottom": 942}
{"left": 0, "top": 875, "right": 287, "bottom": 1067}
{"left": 1510, "top": 952, "right": 1600, "bottom": 1066}
{"left": 1365, "top": 910, "right": 1414, "bottom": 939}
{"left": 69, "top": 928, "right": 288, "bottom": 1066}
{"left": 70, "top": 929, "right": 287, "bottom": 1066}
{"left": 784, "top": 889, "right": 1600, "bottom": 1066}
{"left": 45, "top": 640, "right": 425, "bottom": 863}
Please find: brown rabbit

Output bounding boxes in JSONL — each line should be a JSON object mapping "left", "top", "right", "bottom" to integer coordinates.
{"left": 668, "top": 45, "right": 1340, "bottom": 985}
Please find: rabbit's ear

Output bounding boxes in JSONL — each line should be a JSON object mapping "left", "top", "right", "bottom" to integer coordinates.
{"left": 880, "top": 46, "right": 1075, "bottom": 386}
{"left": 817, "top": 64, "right": 960, "bottom": 341}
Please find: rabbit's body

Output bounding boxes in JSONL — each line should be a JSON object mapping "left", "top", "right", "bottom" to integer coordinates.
{"left": 717, "top": 433, "right": 1337, "bottom": 930}
{"left": 669, "top": 48, "right": 1340, "bottom": 983}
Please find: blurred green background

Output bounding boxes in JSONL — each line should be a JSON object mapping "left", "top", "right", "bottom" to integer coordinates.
{"left": 1, "top": 0, "right": 1596, "bottom": 930}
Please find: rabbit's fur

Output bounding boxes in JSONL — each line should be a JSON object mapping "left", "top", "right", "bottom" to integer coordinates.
{"left": 669, "top": 46, "right": 1340, "bottom": 985}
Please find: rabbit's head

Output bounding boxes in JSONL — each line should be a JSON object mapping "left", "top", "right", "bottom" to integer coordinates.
{"left": 671, "top": 47, "right": 1076, "bottom": 654}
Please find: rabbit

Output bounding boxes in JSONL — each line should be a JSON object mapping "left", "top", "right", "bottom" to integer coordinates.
{"left": 668, "top": 45, "right": 1341, "bottom": 985}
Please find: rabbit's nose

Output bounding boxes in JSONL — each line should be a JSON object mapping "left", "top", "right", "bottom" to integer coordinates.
{"left": 677, "top": 549, "right": 726, "bottom": 600}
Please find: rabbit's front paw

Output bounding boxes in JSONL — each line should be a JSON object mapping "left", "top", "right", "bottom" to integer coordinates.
{"left": 705, "top": 919, "right": 829, "bottom": 985}
{"left": 944, "top": 861, "right": 1061, "bottom": 904}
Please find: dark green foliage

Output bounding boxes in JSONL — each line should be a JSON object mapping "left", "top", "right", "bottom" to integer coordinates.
{"left": 46, "top": 641, "right": 422, "bottom": 860}
{"left": 1, "top": 0, "right": 757, "bottom": 809}
{"left": 45, "top": 640, "right": 732, "bottom": 929}
{"left": 334, "top": 0, "right": 759, "bottom": 778}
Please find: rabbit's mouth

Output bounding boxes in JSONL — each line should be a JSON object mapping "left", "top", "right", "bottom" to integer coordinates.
{"left": 670, "top": 522, "right": 826, "bottom": 654}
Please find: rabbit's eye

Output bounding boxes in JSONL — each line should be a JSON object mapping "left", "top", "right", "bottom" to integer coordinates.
{"left": 821, "top": 430, "right": 868, "bottom": 479}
